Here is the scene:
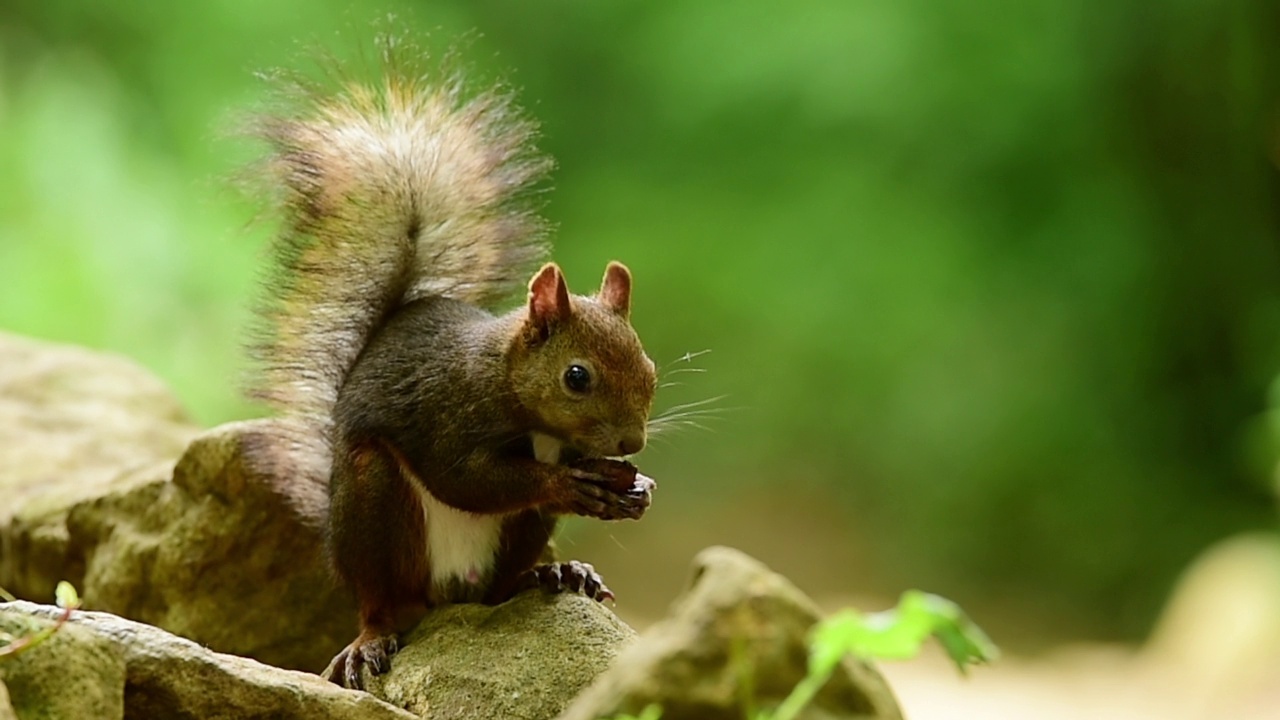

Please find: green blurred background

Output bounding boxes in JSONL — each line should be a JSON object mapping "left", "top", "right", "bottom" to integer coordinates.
{"left": 2, "top": 1, "right": 1278, "bottom": 650}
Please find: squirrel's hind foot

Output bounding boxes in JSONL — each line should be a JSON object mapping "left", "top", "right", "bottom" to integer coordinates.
{"left": 326, "top": 631, "right": 399, "bottom": 690}
{"left": 523, "top": 560, "right": 615, "bottom": 603}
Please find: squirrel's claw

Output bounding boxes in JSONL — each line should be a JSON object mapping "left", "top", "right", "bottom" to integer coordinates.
{"left": 326, "top": 632, "right": 399, "bottom": 690}
{"left": 525, "top": 560, "right": 615, "bottom": 603}
{"left": 627, "top": 473, "right": 656, "bottom": 513}
{"left": 324, "top": 644, "right": 360, "bottom": 689}
{"left": 360, "top": 633, "right": 397, "bottom": 675}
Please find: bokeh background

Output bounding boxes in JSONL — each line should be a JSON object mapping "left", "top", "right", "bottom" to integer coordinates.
{"left": 3, "top": 0, "right": 1279, "bottom": 685}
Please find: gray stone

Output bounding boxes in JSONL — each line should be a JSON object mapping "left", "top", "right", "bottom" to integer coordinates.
{"left": 0, "top": 679, "right": 15, "bottom": 720}
{"left": 63, "top": 419, "right": 355, "bottom": 671}
{"left": 0, "top": 604, "right": 126, "bottom": 719}
{"left": 558, "top": 546, "right": 903, "bottom": 720}
{"left": 0, "top": 601, "right": 414, "bottom": 720}
{"left": 0, "top": 332, "right": 353, "bottom": 671}
{"left": 348, "top": 591, "right": 637, "bottom": 719}
{"left": 0, "top": 331, "right": 198, "bottom": 599}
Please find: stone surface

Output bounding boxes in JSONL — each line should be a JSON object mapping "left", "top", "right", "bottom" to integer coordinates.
{"left": 347, "top": 591, "right": 637, "bottom": 720}
{"left": 0, "top": 331, "right": 199, "bottom": 598}
{"left": 67, "top": 419, "right": 354, "bottom": 671}
{"left": 0, "top": 601, "right": 415, "bottom": 720}
{"left": 15, "top": 420, "right": 353, "bottom": 672}
{"left": 0, "top": 680, "right": 14, "bottom": 720}
{"left": 0, "top": 605, "right": 126, "bottom": 719}
{"left": 558, "top": 546, "right": 903, "bottom": 720}
{"left": 0, "top": 332, "right": 352, "bottom": 672}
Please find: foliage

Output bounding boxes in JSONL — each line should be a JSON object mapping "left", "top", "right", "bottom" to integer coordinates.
{"left": 767, "top": 591, "right": 995, "bottom": 720}
{"left": 810, "top": 591, "right": 997, "bottom": 674}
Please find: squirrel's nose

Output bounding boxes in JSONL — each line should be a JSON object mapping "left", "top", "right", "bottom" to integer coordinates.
{"left": 617, "top": 432, "right": 646, "bottom": 456}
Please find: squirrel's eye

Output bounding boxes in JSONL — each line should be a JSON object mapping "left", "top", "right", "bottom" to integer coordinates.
{"left": 563, "top": 364, "right": 592, "bottom": 394}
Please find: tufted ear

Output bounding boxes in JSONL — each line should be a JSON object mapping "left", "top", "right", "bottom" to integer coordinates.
{"left": 525, "top": 263, "right": 572, "bottom": 342}
{"left": 598, "top": 261, "right": 632, "bottom": 319}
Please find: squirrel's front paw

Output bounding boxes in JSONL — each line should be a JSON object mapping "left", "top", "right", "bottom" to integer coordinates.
{"left": 325, "top": 631, "right": 399, "bottom": 690}
{"left": 562, "top": 458, "right": 655, "bottom": 520}
{"left": 523, "top": 560, "right": 615, "bottom": 603}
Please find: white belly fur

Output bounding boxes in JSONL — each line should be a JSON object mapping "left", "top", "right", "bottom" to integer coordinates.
{"left": 413, "top": 432, "right": 564, "bottom": 587}
{"left": 412, "top": 484, "right": 505, "bottom": 586}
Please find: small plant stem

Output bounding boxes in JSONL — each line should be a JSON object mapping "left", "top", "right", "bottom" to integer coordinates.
{"left": 768, "top": 664, "right": 836, "bottom": 720}
{"left": 0, "top": 604, "right": 73, "bottom": 659}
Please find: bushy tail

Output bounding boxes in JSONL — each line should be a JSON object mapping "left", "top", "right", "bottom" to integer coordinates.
{"left": 245, "top": 51, "right": 550, "bottom": 491}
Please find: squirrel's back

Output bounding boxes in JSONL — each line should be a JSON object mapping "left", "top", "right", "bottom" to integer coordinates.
{"left": 248, "top": 53, "right": 552, "bottom": 469}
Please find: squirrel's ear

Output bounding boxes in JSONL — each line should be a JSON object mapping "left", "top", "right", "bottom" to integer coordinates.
{"left": 526, "top": 263, "right": 572, "bottom": 342}
{"left": 598, "top": 261, "right": 632, "bottom": 319}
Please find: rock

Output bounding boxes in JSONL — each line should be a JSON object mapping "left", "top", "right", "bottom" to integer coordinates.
{"left": 558, "top": 546, "right": 903, "bottom": 720}
{"left": 65, "top": 419, "right": 355, "bottom": 671}
{"left": 0, "top": 680, "right": 14, "bottom": 720}
{"left": 1138, "top": 532, "right": 1280, "bottom": 711}
{"left": 0, "top": 332, "right": 199, "bottom": 598}
{"left": 0, "top": 332, "right": 353, "bottom": 671}
{"left": 346, "top": 591, "right": 637, "bottom": 719}
{"left": 0, "top": 601, "right": 415, "bottom": 720}
{"left": 0, "top": 604, "right": 126, "bottom": 719}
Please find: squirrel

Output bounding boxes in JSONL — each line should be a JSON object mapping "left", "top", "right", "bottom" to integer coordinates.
{"left": 245, "top": 49, "right": 658, "bottom": 689}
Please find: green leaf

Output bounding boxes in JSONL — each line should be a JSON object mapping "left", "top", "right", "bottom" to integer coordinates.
{"left": 55, "top": 581, "right": 80, "bottom": 610}
{"left": 810, "top": 591, "right": 997, "bottom": 674}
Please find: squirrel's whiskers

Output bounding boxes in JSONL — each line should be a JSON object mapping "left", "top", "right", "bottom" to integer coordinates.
{"left": 647, "top": 351, "right": 725, "bottom": 438}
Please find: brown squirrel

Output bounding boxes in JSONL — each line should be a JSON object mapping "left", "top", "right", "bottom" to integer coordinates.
{"left": 246, "top": 50, "right": 658, "bottom": 689}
